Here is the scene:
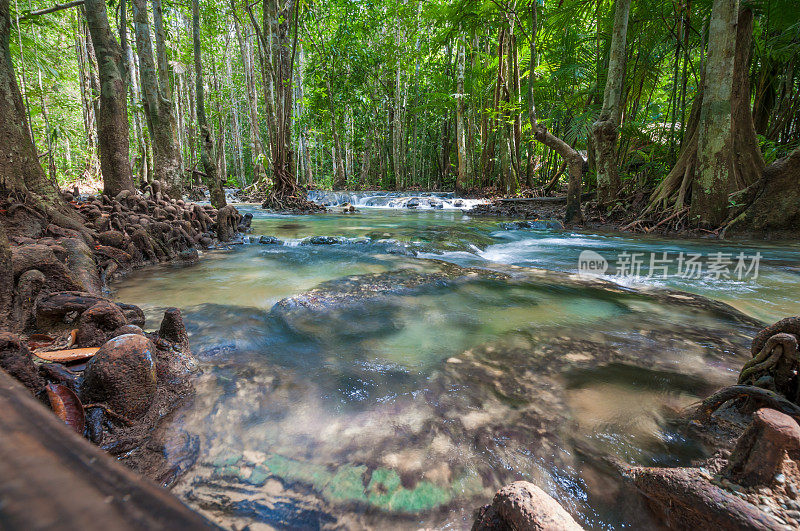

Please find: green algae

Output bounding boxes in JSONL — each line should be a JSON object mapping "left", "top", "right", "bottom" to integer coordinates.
{"left": 225, "top": 453, "right": 473, "bottom": 513}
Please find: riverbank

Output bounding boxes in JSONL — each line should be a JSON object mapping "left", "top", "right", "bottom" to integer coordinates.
{"left": 0, "top": 186, "right": 248, "bottom": 486}
{"left": 272, "top": 186, "right": 798, "bottom": 240}
{"left": 2, "top": 193, "right": 799, "bottom": 528}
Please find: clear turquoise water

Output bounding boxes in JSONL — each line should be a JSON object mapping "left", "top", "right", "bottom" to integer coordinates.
{"left": 113, "top": 207, "right": 799, "bottom": 529}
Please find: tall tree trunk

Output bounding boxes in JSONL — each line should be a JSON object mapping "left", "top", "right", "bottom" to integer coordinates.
{"left": 481, "top": 28, "right": 503, "bottom": 187}
{"left": 501, "top": 18, "right": 519, "bottom": 194}
{"left": 84, "top": 0, "right": 136, "bottom": 197}
{"left": 392, "top": 8, "right": 406, "bottom": 190}
{"left": 326, "top": 80, "right": 346, "bottom": 189}
{"left": 296, "top": 45, "right": 313, "bottom": 186}
{"left": 232, "top": 4, "right": 265, "bottom": 181}
{"left": 0, "top": 0, "right": 82, "bottom": 232}
{"left": 648, "top": 7, "right": 763, "bottom": 222}
{"left": 226, "top": 49, "right": 245, "bottom": 186}
{"left": 527, "top": 2, "right": 585, "bottom": 223}
{"left": 122, "top": 20, "right": 148, "bottom": 185}
{"left": 192, "top": 0, "right": 225, "bottom": 208}
{"left": 455, "top": 35, "right": 472, "bottom": 192}
{"left": 75, "top": 14, "right": 99, "bottom": 180}
{"left": 262, "top": 0, "right": 302, "bottom": 206}
{"left": 360, "top": 131, "right": 372, "bottom": 187}
{"left": 592, "top": 0, "right": 631, "bottom": 204}
{"left": 691, "top": 0, "right": 740, "bottom": 225}
{"left": 132, "top": 0, "right": 183, "bottom": 198}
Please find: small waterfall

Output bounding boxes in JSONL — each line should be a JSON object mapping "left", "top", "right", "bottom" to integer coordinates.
{"left": 306, "top": 190, "right": 488, "bottom": 210}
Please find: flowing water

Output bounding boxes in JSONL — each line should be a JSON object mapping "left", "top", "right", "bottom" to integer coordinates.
{"left": 112, "top": 202, "right": 800, "bottom": 529}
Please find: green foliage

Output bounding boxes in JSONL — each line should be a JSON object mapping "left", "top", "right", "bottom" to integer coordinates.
{"left": 7, "top": 0, "right": 799, "bottom": 191}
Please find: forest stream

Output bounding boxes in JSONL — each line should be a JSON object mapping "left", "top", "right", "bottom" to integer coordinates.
{"left": 110, "top": 200, "right": 800, "bottom": 529}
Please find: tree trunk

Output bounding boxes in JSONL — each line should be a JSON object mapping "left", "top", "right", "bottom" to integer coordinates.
{"left": 326, "top": 80, "right": 346, "bottom": 189}
{"left": 75, "top": 15, "right": 100, "bottom": 180}
{"left": 84, "top": 0, "right": 136, "bottom": 197}
{"left": 192, "top": 0, "right": 225, "bottom": 208}
{"left": 527, "top": 2, "right": 584, "bottom": 223}
{"left": 225, "top": 49, "right": 245, "bottom": 186}
{"left": 592, "top": 0, "right": 631, "bottom": 204}
{"left": 691, "top": 0, "right": 740, "bottom": 226}
{"left": 132, "top": 0, "right": 183, "bottom": 199}
{"left": 232, "top": 5, "right": 265, "bottom": 182}
{"left": 649, "top": 7, "right": 763, "bottom": 225}
{"left": 0, "top": 0, "right": 82, "bottom": 232}
{"left": 455, "top": 35, "right": 471, "bottom": 192}
{"left": 501, "top": 18, "right": 519, "bottom": 195}
{"left": 262, "top": 0, "right": 303, "bottom": 206}
{"left": 481, "top": 28, "right": 503, "bottom": 187}
{"left": 122, "top": 26, "right": 148, "bottom": 185}
{"left": 393, "top": 10, "right": 406, "bottom": 190}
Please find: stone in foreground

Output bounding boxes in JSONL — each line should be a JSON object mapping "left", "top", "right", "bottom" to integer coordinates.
{"left": 472, "top": 481, "right": 582, "bottom": 530}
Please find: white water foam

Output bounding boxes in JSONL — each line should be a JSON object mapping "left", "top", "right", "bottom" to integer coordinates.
{"left": 306, "top": 190, "right": 489, "bottom": 210}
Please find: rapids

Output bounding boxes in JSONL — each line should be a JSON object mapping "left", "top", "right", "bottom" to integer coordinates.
{"left": 112, "top": 206, "right": 800, "bottom": 529}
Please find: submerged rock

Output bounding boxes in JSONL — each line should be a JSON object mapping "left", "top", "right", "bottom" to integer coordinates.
{"left": 499, "top": 219, "right": 564, "bottom": 231}
{"left": 302, "top": 236, "right": 347, "bottom": 245}
{"left": 270, "top": 263, "right": 508, "bottom": 339}
{"left": 258, "top": 235, "right": 284, "bottom": 245}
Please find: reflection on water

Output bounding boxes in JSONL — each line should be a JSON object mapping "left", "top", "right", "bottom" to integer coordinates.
{"left": 112, "top": 207, "right": 799, "bottom": 529}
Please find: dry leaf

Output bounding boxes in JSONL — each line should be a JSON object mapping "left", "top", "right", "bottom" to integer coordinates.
{"left": 34, "top": 347, "right": 99, "bottom": 363}
{"left": 27, "top": 334, "right": 54, "bottom": 350}
{"left": 46, "top": 384, "right": 85, "bottom": 434}
{"left": 66, "top": 329, "right": 78, "bottom": 348}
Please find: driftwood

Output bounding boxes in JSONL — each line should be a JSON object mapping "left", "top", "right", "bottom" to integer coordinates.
{"left": 0, "top": 369, "right": 216, "bottom": 530}
{"left": 629, "top": 466, "right": 777, "bottom": 530}
{"left": 499, "top": 192, "right": 595, "bottom": 204}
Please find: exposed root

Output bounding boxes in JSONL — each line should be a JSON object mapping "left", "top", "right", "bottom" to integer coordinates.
{"left": 692, "top": 385, "right": 800, "bottom": 424}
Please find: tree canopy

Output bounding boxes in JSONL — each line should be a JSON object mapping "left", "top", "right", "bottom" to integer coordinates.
{"left": 5, "top": 0, "right": 800, "bottom": 226}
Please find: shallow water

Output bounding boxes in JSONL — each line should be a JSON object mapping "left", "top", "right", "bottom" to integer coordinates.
{"left": 113, "top": 206, "right": 799, "bottom": 529}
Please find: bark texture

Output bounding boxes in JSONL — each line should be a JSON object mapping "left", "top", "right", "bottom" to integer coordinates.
{"left": 726, "top": 146, "right": 800, "bottom": 234}
{"left": 648, "top": 8, "right": 763, "bottom": 224}
{"left": 455, "top": 36, "right": 471, "bottom": 192}
{"left": 192, "top": 0, "right": 225, "bottom": 208}
{"left": 692, "top": 0, "right": 740, "bottom": 226}
{"left": 0, "top": 222, "right": 12, "bottom": 330}
{"left": 527, "top": 3, "right": 585, "bottom": 223}
{"left": 84, "top": 0, "right": 136, "bottom": 197}
{"left": 592, "top": 0, "right": 631, "bottom": 205}
{"left": 0, "top": 0, "right": 84, "bottom": 234}
{"left": 132, "top": 0, "right": 183, "bottom": 199}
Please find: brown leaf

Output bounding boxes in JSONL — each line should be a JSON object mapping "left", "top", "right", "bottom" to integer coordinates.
{"left": 27, "top": 334, "right": 54, "bottom": 350}
{"left": 66, "top": 329, "right": 78, "bottom": 348}
{"left": 46, "top": 384, "right": 85, "bottom": 434}
{"left": 34, "top": 347, "right": 99, "bottom": 363}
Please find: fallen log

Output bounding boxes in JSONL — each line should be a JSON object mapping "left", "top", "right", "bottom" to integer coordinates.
{"left": 0, "top": 368, "right": 216, "bottom": 530}
{"left": 498, "top": 192, "right": 595, "bottom": 204}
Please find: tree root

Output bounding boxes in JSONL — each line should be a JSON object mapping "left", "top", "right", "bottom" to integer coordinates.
{"left": 83, "top": 403, "right": 135, "bottom": 426}
{"left": 738, "top": 333, "right": 799, "bottom": 384}
{"left": 692, "top": 385, "right": 800, "bottom": 424}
